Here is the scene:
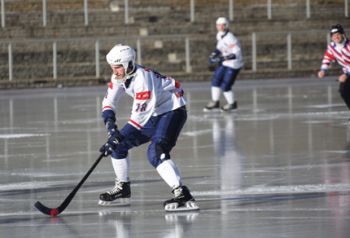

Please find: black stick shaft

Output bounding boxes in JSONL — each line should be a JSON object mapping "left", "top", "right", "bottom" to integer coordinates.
{"left": 35, "top": 153, "right": 105, "bottom": 216}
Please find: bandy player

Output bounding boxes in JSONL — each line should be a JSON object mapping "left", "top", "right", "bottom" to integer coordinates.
{"left": 98, "top": 44, "right": 199, "bottom": 212}
{"left": 318, "top": 24, "right": 350, "bottom": 114}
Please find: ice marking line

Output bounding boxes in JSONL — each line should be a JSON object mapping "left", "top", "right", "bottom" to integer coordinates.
{"left": 235, "top": 110, "right": 348, "bottom": 121}
{"left": 183, "top": 129, "right": 213, "bottom": 136}
{"left": 193, "top": 183, "right": 350, "bottom": 196}
{"left": 0, "top": 181, "right": 72, "bottom": 191}
{"left": 0, "top": 133, "right": 49, "bottom": 139}
{"left": 242, "top": 162, "right": 350, "bottom": 173}
{"left": 305, "top": 103, "right": 343, "bottom": 109}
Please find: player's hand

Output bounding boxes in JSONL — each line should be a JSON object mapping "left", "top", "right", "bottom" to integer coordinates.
{"left": 223, "top": 54, "right": 236, "bottom": 60}
{"left": 318, "top": 70, "right": 325, "bottom": 78}
{"left": 338, "top": 74, "right": 347, "bottom": 83}
{"left": 208, "top": 56, "right": 223, "bottom": 64}
{"left": 209, "top": 50, "right": 220, "bottom": 58}
{"left": 208, "top": 50, "right": 224, "bottom": 63}
{"left": 99, "top": 129, "right": 123, "bottom": 156}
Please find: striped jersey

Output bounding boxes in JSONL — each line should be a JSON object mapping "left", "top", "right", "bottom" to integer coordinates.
{"left": 320, "top": 39, "right": 350, "bottom": 74}
{"left": 102, "top": 65, "right": 186, "bottom": 130}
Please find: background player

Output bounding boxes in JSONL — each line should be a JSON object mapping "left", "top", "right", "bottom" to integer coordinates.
{"left": 98, "top": 44, "right": 199, "bottom": 212}
{"left": 204, "top": 17, "right": 244, "bottom": 112}
{"left": 318, "top": 24, "right": 350, "bottom": 113}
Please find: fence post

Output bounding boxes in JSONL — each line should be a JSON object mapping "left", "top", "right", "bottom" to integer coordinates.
{"left": 306, "top": 0, "right": 311, "bottom": 19}
{"left": 136, "top": 38, "right": 142, "bottom": 65}
{"left": 190, "top": 0, "right": 195, "bottom": 22}
{"left": 1, "top": 0, "right": 5, "bottom": 28}
{"left": 252, "top": 32, "right": 257, "bottom": 72}
{"left": 185, "top": 37, "right": 192, "bottom": 73}
{"left": 124, "top": 0, "right": 129, "bottom": 24}
{"left": 42, "top": 0, "right": 47, "bottom": 27}
{"left": 287, "top": 33, "right": 292, "bottom": 70}
{"left": 8, "top": 43, "right": 12, "bottom": 81}
{"left": 229, "top": 0, "right": 234, "bottom": 21}
{"left": 327, "top": 33, "right": 331, "bottom": 44}
{"left": 267, "top": 0, "right": 272, "bottom": 20}
{"left": 345, "top": 0, "right": 349, "bottom": 17}
{"left": 84, "top": 0, "right": 89, "bottom": 26}
{"left": 95, "top": 40, "right": 100, "bottom": 78}
{"left": 53, "top": 42, "right": 57, "bottom": 79}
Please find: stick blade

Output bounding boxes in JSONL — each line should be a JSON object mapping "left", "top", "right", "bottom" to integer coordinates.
{"left": 34, "top": 201, "right": 60, "bottom": 217}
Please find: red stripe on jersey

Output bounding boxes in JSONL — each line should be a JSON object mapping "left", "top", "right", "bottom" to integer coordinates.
{"left": 108, "top": 82, "right": 113, "bottom": 89}
{"left": 175, "top": 81, "right": 181, "bottom": 88}
{"left": 135, "top": 91, "right": 151, "bottom": 100}
{"left": 103, "top": 106, "right": 112, "bottom": 110}
{"left": 129, "top": 119, "right": 142, "bottom": 129}
{"left": 343, "top": 47, "right": 350, "bottom": 62}
{"left": 324, "top": 51, "right": 336, "bottom": 61}
{"left": 328, "top": 47, "right": 342, "bottom": 58}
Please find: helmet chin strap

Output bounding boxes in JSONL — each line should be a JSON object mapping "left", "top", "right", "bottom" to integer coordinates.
{"left": 125, "top": 63, "right": 136, "bottom": 77}
{"left": 117, "top": 64, "right": 136, "bottom": 83}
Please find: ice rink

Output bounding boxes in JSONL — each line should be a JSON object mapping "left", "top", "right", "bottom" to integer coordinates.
{"left": 1, "top": 78, "right": 350, "bottom": 238}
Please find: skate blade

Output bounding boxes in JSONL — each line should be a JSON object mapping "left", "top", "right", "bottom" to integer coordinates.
{"left": 98, "top": 198, "right": 130, "bottom": 207}
{"left": 164, "top": 201, "right": 199, "bottom": 212}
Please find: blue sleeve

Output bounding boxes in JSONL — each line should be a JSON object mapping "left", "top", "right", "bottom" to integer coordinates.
{"left": 102, "top": 110, "right": 117, "bottom": 131}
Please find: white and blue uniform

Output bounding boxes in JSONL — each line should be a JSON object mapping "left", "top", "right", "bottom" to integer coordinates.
{"left": 102, "top": 65, "right": 187, "bottom": 168}
{"left": 212, "top": 30, "right": 243, "bottom": 91}
{"left": 216, "top": 31, "right": 243, "bottom": 70}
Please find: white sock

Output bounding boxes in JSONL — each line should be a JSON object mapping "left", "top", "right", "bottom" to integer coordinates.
{"left": 223, "top": 90, "right": 234, "bottom": 104}
{"left": 211, "top": 86, "right": 221, "bottom": 102}
{"left": 156, "top": 160, "right": 181, "bottom": 189}
{"left": 111, "top": 157, "right": 130, "bottom": 182}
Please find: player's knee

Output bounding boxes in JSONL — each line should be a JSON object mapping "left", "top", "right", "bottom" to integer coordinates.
{"left": 111, "top": 146, "right": 128, "bottom": 159}
{"left": 221, "top": 84, "right": 232, "bottom": 92}
{"left": 147, "top": 141, "right": 170, "bottom": 168}
{"left": 211, "top": 80, "right": 221, "bottom": 87}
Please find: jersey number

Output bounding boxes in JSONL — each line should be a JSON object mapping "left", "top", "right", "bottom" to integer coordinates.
{"left": 135, "top": 103, "right": 147, "bottom": 112}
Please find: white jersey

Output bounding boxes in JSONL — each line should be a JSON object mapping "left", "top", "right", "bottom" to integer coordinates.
{"left": 102, "top": 65, "right": 186, "bottom": 130}
{"left": 216, "top": 31, "right": 244, "bottom": 69}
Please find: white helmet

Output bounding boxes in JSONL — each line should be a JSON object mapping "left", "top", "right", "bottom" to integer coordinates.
{"left": 216, "top": 17, "right": 229, "bottom": 29}
{"left": 106, "top": 44, "right": 136, "bottom": 75}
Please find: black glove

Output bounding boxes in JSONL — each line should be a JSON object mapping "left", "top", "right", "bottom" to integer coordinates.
{"left": 208, "top": 55, "right": 224, "bottom": 64}
{"left": 223, "top": 53, "right": 236, "bottom": 60}
{"left": 208, "top": 50, "right": 223, "bottom": 62}
{"left": 99, "top": 128, "right": 123, "bottom": 156}
{"left": 208, "top": 50, "right": 223, "bottom": 71}
{"left": 100, "top": 110, "right": 123, "bottom": 156}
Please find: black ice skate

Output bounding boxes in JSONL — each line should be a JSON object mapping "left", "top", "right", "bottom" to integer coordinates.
{"left": 98, "top": 180, "right": 130, "bottom": 206}
{"left": 221, "top": 101, "right": 238, "bottom": 112}
{"left": 163, "top": 186, "right": 199, "bottom": 212}
{"left": 203, "top": 100, "right": 220, "bottom": 112}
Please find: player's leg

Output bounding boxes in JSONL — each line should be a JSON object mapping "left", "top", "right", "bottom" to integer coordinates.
{"left": 99, "top": 124, "right": 150, "bottom": 206}
{"left": 204, "top": 65, "right": 225, "bottom": 111}
{"left": 147, "top": 106, "right": 199, "bottom": 211}
{"left": 221, "top": 67, "right": 240, "bottom": 112}
{"left": 339, "top": 75, "right": 350, "bottom": 112}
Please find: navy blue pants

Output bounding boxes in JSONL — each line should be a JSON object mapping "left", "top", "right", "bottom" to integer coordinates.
{"left": 339, "top": 74, "right": 350, "bottom": 110}
{"left": 111, "top": 106, "right": 187, "bottom": 168}
{"left": 211, "top": 65, "right": 241, "bottom": 92}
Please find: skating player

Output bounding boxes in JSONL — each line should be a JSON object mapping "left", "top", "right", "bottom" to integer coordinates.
{"left": 318, "top": 24, "right": 350, "bottom": 113}
{"left": 98, "top": 44, "right": 199, "bottom": 212}
{"left": 204, "top": 17, "right": 244, "bottom": 112}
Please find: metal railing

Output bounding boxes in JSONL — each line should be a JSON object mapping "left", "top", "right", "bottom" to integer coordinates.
{"left": 0, "top": 30, "right": 333, "bottom": 81}
{"left": 0, "top": 0, "right": 349, "bottom": 28}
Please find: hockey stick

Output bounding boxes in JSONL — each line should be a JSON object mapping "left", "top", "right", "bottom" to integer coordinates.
{"left": 34, "top": 153, "right": 105, "bottom": 217}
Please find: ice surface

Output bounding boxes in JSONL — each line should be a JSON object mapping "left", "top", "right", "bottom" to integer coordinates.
{"left": 1, "top": 78, "right": 350, "bottom": 238}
